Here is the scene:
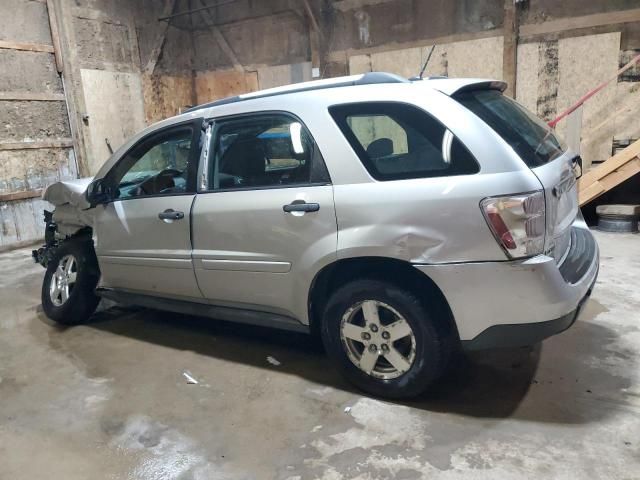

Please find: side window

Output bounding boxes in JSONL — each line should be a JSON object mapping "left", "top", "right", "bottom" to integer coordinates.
{"left": 330, "top": 102, "right": 479, "bottom": 180}
{"left": 110, "top": 127, "right": 196, "bottom": 200}
{"left": 209, "top": 114, "right": 328, "bottom": 190}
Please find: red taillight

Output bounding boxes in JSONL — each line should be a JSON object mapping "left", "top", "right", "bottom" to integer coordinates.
{"left": 481, "top": 191, "right": 545, "bottom": 259}
{"left": 486, "top": 208, "right": 516, "bottom": 249}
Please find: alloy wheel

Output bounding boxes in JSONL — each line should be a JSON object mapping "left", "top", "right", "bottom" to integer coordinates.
{"left": 339, "top": 300, "right": 416, "bottom": 379}
{"left": 49, "top": 254, "right": 77, "bottom": 306}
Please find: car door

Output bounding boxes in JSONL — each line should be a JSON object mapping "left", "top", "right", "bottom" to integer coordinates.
{"left": 94, "top": 119, "right": 205, "bottom": 300}
{"left": 191, "top": 112, "right": 338, "bottom": 323}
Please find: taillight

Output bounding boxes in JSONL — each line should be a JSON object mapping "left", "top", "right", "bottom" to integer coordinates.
{"left": 480, "top": 190, "right": 545, "bottom": 259}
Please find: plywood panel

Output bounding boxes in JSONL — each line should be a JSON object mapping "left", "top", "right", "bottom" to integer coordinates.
{"left": 370, "top": 46, "right": 423, "bottom": 78}
{"left": 195, "top": 70, "right": 259, "bottom": 104}
{"left": 257, "top": 62, "right": 312, "bottom": 89}
{"left": 612, "top": 81, "right": 640, "bottom": 143}
{"left": 80, "top": 69, "right": 146, "bottom": 175}
{"left": 348, "top": 37, "right": 503, "bottom": 80}
{"left": 556, "top": 32, "right": 620, "bottom": 166}
{"left": 142, "top": 73, "right": 193, "bottom": 124}
{"left": 349, "top": 54, "right": 372, "bottom": 74}
{"left": 515, "top": 42, "right": 539, "bottom": 112}
{"left": 445, "top": 36, "right": 504, "bottom": 79}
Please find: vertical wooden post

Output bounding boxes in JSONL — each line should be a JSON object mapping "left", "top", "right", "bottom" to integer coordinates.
{"left": 46, "top": 0, "right": 63, "bottom": 73}
{"left": 503, "top": 0, "right": 519, "bottom": 98}
{"left": 301, "top": 0, "right": 323, "bottom": 78}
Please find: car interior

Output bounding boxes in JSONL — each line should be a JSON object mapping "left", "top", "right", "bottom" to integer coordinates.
{"left": 212, "top": 117, "right": 312, "bottom": 189}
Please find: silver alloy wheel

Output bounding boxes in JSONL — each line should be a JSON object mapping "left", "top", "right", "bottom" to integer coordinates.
{"left": 49, "top": 254, "right": 78, "bottom": 306}
{"left": 339, "top": 300, "right": 416, "bottom": 379}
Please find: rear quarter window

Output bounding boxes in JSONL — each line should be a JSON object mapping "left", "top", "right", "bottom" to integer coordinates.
{"left": 453, "top": 89, "right": 566, "bottom": 168}
{"left": 329, "top": 102, "right": 479, "bottom": 181}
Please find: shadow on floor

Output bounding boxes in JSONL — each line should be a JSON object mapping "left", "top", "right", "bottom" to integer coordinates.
{"left": 40, "top": 298, "right": 629, "bottom": 425}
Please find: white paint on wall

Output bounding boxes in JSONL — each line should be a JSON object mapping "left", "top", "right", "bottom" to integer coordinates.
{"left": 81, "top": 69, "right": 146, "bottom": 175}
{"left": 354, "top": 10, "right": 371, "bottom": 45}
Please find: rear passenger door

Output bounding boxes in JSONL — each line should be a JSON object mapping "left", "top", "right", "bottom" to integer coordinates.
{"left": 191, "top": 113, "right": 337, "bottom": 322}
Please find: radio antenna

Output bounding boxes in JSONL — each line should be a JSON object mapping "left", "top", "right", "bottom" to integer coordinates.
{"left": 418, "top": 45, "right": 436, "bottom": 79}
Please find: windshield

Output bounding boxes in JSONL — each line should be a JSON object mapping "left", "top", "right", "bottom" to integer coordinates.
{"left": 454, "top": 89, "right": 566, "bottom": 167}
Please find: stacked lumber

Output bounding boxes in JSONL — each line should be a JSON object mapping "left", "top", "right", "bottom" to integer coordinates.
{"left": 578, "top": 138, "right": 640, "bottom": 206}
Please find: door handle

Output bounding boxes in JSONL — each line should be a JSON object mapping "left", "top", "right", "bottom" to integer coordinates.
{"left": 158, "top": 209, "right": 185, "bottom": 221}
{"left": 283, "top": 200, "right": 320, "bottom": 213}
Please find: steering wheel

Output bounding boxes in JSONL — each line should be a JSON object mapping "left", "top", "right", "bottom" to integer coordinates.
{"left": 137, "top": 168, "right": 182, "bottom": 196}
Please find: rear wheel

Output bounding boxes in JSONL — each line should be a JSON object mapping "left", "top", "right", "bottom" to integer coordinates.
{"left": 42, "top": 237, "right": 100, "bottom": 325}
{"left": 321, "top": 279, "right": 449, "bottom": 399}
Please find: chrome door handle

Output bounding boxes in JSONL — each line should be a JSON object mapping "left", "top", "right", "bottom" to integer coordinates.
{"left": 283, "top": 200, "right": 320, "bottom": 213}
{"left": 158, "top": 209, "right": 185, "bottom": 221}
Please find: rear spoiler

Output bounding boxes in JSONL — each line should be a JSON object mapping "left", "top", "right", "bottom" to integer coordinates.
{"left": 426, "top": 78, "right": 508, "bottom": 96}
{"left": 454, "top": 81, "right": 507, "bottom": 94}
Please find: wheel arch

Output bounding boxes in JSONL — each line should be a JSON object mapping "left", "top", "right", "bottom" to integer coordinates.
{"left": 307, "top": 256, "right": 459, "bottom": 342}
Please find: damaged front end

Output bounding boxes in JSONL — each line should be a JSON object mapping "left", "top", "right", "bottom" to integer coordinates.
{"left": 32, "top": 177, "right": 95, "bottom": 268}
{"left": 32, "top": 210, "right": 59, "bottom": 267}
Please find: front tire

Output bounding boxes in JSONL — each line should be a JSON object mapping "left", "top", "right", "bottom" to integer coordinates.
{"left": 321, "top": 279, "right": 449, "bottom": 399}
{"left": 42, "top": 237, "right": 100, "bottom": 325}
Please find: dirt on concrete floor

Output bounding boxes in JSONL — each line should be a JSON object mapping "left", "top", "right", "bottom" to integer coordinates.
{"left": 0, "top": 231, "right": 639, "bottom": 479}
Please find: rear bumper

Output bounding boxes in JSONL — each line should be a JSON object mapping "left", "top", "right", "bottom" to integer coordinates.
{"left": 461, "top": 273, "right": 596, "bottom": 350}
{"left": 414, "top": 222, "right": 599, "bottom": 348}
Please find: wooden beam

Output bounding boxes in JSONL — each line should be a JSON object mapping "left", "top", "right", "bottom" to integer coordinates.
{"left": 579, "top": 158, "right": 640, "bottom": 206}
{"left": 502, "top": 0, "right": 518, "bottom": 98}
{"left": 0, "top": 190, "right": 43, "bottom": 202}
{"left": 0, "top": 139, "right": 74, "bottom": 151}
{"left": 520, "top": 8, "right": 640, "bottom": 38}
{"left": 0, "top": 40, "right": 54, "bottom": 53}
{"left": 46, "top": 0, "right": 63, "bottom": 73}
{"left": 580, "top": 139, "right": 640, "bottom": 187}
{"left": 211, "top": 27, "right": 244, "bottom": 72}
{"left": 327, "top": 28, "right": 502, "bottom": 64}
{"left": 0, "top": 92, "right": 65, "bottom": 101}
{"left": 196, "top": 0, "right": 244, "bottom": 72}
{"left": 145, "top": 0, "right": 177, "bottom": 73}
{"left": 578, "top": 138, "right": 640, "bottom": 206}
{"left": 301, "top": 0, "right": 323, "bottom": 39}
{"left": 333, "top": 0, "right": 394, "bottom": 11}
{"left": 50, "top": 0, "right": 88, "bottom": 176}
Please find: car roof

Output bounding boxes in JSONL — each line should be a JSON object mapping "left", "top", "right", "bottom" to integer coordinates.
{"left": 94, "top": 73, "right": 505, "bottom": 179}
{"left": 183, "top": 72, "right": 506, "bottom": 115}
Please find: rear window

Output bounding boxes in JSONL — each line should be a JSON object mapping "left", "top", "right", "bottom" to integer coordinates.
{"left": 330, "top": 102, "right": 479, "bottom": 181}
{"left": 454, "top": 89, "right": 566, "bottom": 167}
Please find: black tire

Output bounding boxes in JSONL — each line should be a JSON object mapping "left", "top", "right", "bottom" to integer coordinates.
{"left": 321, "top": 279, "right": 449, "bottom": 399}
{"left": 42, "top": 237, "right": 101, "bottom": 325}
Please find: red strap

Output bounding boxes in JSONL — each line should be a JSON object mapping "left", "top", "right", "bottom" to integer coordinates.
{"left": 548, "top": 52, "right": 640, "bottom": 128}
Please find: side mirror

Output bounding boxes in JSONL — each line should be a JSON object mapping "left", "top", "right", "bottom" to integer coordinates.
{"left": 571, "top": 155, "right": 583, "bottom": 180}
{"left": 85, "top": 178, "right": 112, "bottom": 207}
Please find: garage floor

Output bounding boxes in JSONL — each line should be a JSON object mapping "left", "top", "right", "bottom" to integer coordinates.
{"left": 1, "top": 230, "right": 638, "bottom": 479}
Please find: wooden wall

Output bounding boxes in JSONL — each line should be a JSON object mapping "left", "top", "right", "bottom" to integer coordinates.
{"left": 0, "top": 0, "right": 76, "bottom": 250}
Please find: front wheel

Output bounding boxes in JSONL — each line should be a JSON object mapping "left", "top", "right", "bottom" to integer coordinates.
{"left": 42, "top": 237, "right": 100, "bottom": 325}
{"left": 321, "top": 279, "right": 449, "bottom": 399}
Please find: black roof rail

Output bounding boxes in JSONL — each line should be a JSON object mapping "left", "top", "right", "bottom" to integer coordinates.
{"left": 183, "top": 72, "right": 408, "bottom": 114}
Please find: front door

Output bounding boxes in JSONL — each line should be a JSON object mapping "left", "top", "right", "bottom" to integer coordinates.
{"left": 94, "top": 119, "right": 204, "bottom": 300}
{"left": 191, "top": 113, "right": 337, "bottom": 322}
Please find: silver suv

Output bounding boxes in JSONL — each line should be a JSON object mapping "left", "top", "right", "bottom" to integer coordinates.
{"left": 35, "top": 73, "right": 599, "bottom": 398}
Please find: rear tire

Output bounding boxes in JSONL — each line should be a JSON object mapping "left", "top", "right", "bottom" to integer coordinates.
{"left": 321, "top": 279, "right": 449, "bottom": 399}
{"left": 42, "top": 237, "right": 100, "bottom": 325}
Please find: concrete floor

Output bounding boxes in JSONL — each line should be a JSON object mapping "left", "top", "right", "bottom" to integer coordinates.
{"left": 0, "top": 231, "right": 639, "bottom": 479}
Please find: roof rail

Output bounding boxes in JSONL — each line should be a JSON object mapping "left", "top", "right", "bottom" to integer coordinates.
{"left": 183, "top": 72, "right": 408, "bottom": 114}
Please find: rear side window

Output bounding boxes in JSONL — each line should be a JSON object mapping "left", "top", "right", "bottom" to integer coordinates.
{"left": 208, "top": 113, "right": 330, "bottom": 190}
{"left": 330, "top": 102, "right": 478, "bottom": 181}
{"left": 454, "top": 89, "right": 566, "bottom": 167}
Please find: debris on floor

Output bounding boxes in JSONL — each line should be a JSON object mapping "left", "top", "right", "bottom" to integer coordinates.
{"left": 266, "top": 356, "right": 281, "bottom": 366}
{"left": 182, "top": 371, "right": 199, "bottom": 384}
